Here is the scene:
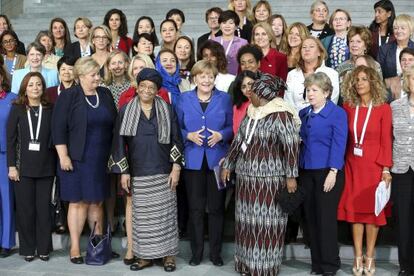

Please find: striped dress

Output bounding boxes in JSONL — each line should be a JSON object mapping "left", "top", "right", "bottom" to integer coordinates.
{"left": 223, "top": 111, "right": 300, "bottom": 276}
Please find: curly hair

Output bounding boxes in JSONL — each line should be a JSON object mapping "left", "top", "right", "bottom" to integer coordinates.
{"left": 197, "top": 40, "right": 228, "bottom": 74}
{"left": 347, "top": 26, "right": 372, "bottom": 55}
{"left": 341, "top": 65, "right": 387, "bottom": 106}
{"left": 103, "top": 9, "right": 128, "bottom": 38}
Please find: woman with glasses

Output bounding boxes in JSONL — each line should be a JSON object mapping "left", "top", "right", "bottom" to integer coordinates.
{"left": 0, "top": 30, "right": 26, "bottom": 79}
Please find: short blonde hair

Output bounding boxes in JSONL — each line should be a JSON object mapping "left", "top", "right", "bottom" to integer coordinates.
{"left": 90, "top": 25, "right": 112, "bottom": 51}
{"left": 74, "top": 17, "right": 92, "bottom": 38}
{"left": 251, "top": 22, "right": 277, "bottom": 48}
{"left": 329, "top": 9, "right": 352, "bottom": 29}
{"left": 191, "top": 60, "right": 218, "bottom": 80}
{"left": 128, "top": 54, "right": 155, "bottom": 84}
{"left": 74, "top": 56, "right": 100, "bottom": 79}
{"left": 402, "top": 64, "right": 414, "bottom": 94}
{"left": 103, "top": 50, "right": 130, "bottom": 85}
{"left": 393, "top": 14, "right": 414, "bottom": 36}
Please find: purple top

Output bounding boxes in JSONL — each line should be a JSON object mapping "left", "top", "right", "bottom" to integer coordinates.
{"left": 212, "top": 36, "right": 248, "bottom": 75}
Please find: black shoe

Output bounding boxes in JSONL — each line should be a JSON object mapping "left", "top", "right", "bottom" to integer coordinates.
{"left": 123, "top": 256, "right": 136, "bottom": 265}
{"left": 398, "top": 270, "right": 410, "bottom": 276}
{"left": 210, "top": 256, "right": 223, "bottom": 266}
{"left": 0, "top": 248, "right": 12, "bottom": 258}
{"left": 189, "top": 257, "right": 201, "bottom": 266}
{"left": 111, "top": 251, "right": 120, "bottom": 259}
{"left": 310, "top": 270, "right": 323, "bottom": 275}
{"left": 130, "top": 259, "right": 153, "bottom": 271}
{"left": 70, "top": 255, "right": 84, "bottom": 264}
{"left": 39, "top": 254, "right": 49, "bottom": 261}
{"left": 24, "top": 255, "right": 35, "bottom": 262}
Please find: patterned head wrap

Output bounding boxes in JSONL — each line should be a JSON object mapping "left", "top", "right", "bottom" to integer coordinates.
{"left": 251, "top": 72, "right": 287, "bottom": 101}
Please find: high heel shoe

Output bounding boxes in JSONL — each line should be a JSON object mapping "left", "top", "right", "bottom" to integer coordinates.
{"left": 364, "top": 256, "right": 376, "bottom": 276}
{"left": 352, "top": 256, "right": 363, "bottom": 276}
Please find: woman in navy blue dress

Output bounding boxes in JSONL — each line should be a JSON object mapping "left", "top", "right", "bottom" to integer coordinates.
{"left": 52, "top": 57, "right": 117, "bottom": 264}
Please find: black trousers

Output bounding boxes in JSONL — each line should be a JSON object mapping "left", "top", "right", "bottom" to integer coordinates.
{"left": 14, "top": 176, "right": 53, "bottom": 256}
{"left": 392, "top": 168, "right": 414, "bottom": 272}
{"left": 184, "top": 157, "right": 225, "bottom": 260}
{"left": 300, "top": 168, "right": 344, "bottom": 273}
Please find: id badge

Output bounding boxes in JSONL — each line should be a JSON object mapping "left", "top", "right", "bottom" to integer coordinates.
{"left": 241, "top": 142, "right": 247, "bottom": 153}
{"left": 28, "top": 141, "right": 40, "bottom": 151}
{"left": 353, "top": 145, "right": 363, "bottom": 157}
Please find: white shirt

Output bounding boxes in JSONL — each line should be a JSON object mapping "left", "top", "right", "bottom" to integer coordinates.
{"left": 284, "top": 63, "right": 339, "bottom": 113}
{"left": 215, "top": 73, "right": 236, "bottom": 93}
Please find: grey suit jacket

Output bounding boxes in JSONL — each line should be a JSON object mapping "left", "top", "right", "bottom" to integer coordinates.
{"left": 391, "top": 97, "right": 414, "bottom": 173}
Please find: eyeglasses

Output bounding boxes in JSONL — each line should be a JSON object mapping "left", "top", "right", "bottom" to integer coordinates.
{"left": 2, "top": 39, "right": 16, "bottom": 45}
{"left": 333, "top": 17, "right": 348, "bottom": 22}
{"left": 208, "top": 16, "right": 219, "bottom": 21}
{"left": 93, "top": 36, "right": 108, "bottom": 41}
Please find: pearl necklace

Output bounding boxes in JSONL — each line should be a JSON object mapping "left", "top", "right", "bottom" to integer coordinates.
{"left": 198, "top": 93, "right": 212, "bottom": 103}
{"left": 85, "top": 93, "right": 100, "bottom": 108}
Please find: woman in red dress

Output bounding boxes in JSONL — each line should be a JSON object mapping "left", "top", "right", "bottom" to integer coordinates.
{"left": 338, "top": 65, "right": 392, "bottom": 276}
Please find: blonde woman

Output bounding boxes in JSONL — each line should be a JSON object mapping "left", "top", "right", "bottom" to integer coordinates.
{"left": 286, "top": 22, "right": 310, "bottom": 70}
{"left": 90, "top": 25, "right": 112, "bottom": 77}
{"left": 228, "top": 0, "right": 254, "bottom": 40}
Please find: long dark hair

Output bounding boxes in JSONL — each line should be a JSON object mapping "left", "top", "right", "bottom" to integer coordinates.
{"left": 49, "top": 17, "right": 71, "bottom": 48}
{"left": 0, "top": 63, "right": 11, "bottom": 92}
{"left": 369, "top": 0, "right": 396, "bottom": 36}
{"left": 233, "top": 70, "right": 258, "bottom": 108}
{"left": 103, "top": 8, "right": 128, "bottom": 38}
{"left": 133, "top": 16, "right": 159, "bottom": 46}
{"left": 174, "top": 36, "right": 195, "bottom": 71}
{"left": 14, "top": 72, "right": 50, "bottom": 107}
{"left": 0, "top": 30, "right": 19, "bottom": 54}
{"left": 197, "top": 40, "right": 228, "bottom": 74}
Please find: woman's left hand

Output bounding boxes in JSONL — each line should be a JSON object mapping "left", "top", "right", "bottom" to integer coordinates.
{"left": 382, "top": 171, "right": 392, "bottom": 188}
{"left": 168, "top": 164, "right": 181, "bottom": 191}
{"left": 207, "top": 128, "right": 222, "bottom": 147}
{"left": 323, "top": 171, "right": 337, "bottom": 192}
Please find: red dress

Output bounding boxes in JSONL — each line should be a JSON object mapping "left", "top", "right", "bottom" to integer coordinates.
{"left": 337, "top": 103, "right": 392, "bottom": 226}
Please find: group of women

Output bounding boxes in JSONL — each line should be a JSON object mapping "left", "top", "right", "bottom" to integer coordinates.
{"left": 0, "top": 0, "right": 414, "bottom": 276}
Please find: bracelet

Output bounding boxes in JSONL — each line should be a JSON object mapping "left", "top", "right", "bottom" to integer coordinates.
{"left": 382, "top": 170, "right": 390, "bottom": 174}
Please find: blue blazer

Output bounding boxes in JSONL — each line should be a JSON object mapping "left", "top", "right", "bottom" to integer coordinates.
{"left": 378, "top": 40, "right": 414, "bottom": 78}
{"left": 11, "top": 67, "right": 59, "bottom": 94}
{"left": 176, "top": 88, "right": 233, "bottom": 170}
{"left": 299, "top": 100, "right": 348, "bottom": 170}
{"left": 0, "top": 93, "right": 16, "bottom": 152}
{"left": 52, "top": 85, "right": 117, "bottom": 161}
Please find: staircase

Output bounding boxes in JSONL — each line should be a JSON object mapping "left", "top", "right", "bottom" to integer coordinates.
{"left": 9, "top": 0, "right": 414, "bottom": 48}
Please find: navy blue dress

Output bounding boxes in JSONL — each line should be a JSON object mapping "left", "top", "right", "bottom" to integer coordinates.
{"left": 59, "top": 95, "right": 113, "bottom": 202}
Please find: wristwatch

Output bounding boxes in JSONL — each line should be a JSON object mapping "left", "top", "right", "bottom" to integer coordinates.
{"left": 330, "top": 168, "right": 338, "bottom": 173}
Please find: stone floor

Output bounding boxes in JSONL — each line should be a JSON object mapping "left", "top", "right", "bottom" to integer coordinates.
{"left": 0, "top": 241, "right": 401, "bottom": 276}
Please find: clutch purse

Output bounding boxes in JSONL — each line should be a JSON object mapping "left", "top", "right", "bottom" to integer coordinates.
{"left": 278, "top": 184, "right": 305, "bottom": 215}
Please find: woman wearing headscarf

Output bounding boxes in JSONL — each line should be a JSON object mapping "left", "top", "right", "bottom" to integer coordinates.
{"left": 155, "top": 48, "right": 190, "bottom": 107}
{"left": 221, "top": 72, "right": 301, "bottom": 276}
{"left": 110, "top": 68, "right": 183, "bottom": 272}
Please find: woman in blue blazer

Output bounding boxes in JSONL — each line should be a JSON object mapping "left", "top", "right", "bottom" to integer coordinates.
{"left": 176, "top": 60, "right": 233, "bottom": 267}
{"left": 299, "top": 72, "right": 347, "bottom": 275}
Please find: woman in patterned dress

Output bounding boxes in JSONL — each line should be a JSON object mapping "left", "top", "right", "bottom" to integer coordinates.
{"left": 222, "top": 72, "right": 301, "bottom": 276}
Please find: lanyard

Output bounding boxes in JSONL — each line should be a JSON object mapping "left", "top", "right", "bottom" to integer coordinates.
{"left": 4, "top": 54, "right": 17, "bottom": 75}
{"left": 378, "top": 32, "right": 389, "bottom": 47}
{"left": 220, "top": 37, "right": 234, "bottom": 57}
{"left": 244, "top": 117, "right": 259, "bottom": 145}
{"left": 27, "top": 104, "right": 43, "bottom": 141}
{"left": 353, "top": 102, "right": 372, "bottom": 146}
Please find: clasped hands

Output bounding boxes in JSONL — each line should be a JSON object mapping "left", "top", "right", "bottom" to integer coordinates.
{"left": 187, "top": 127, "right": 222, "bottom": 147}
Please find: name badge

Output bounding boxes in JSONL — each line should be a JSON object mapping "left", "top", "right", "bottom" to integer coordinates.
{"left": 241, "top": 142, "right": 247, "bottom": 153}
{"left": 353, "top": 145, "right": 363, "bottom": 157}
{"left": 28, "top": 141, "right": 40, "bottom": 151}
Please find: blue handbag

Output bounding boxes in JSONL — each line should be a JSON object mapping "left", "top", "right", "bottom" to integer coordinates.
{"left": 85, "top": 222, "right": 112, "bottom": 265}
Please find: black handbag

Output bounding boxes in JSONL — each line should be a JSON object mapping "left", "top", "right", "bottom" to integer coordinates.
{"left": 50, "top": 177, "right": 66, "bottom": 232}
{"left": 85, "top": 223, "right": 112, "bottom": 265}
{"left": 278, "top": 184, "right": 305, "bottom": 215}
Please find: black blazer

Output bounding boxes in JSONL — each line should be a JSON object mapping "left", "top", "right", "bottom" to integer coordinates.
{"left": 52, "top": 85, "right": 117, "bottom": 161}
{"left": 7, "top": 104, "right": 56, "bottom": 177}
{"left": 63, "top": 41, "right": 94, "bottom": 61}
{"left": 307, "top": 23, "right": 334, "bottom": 40}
